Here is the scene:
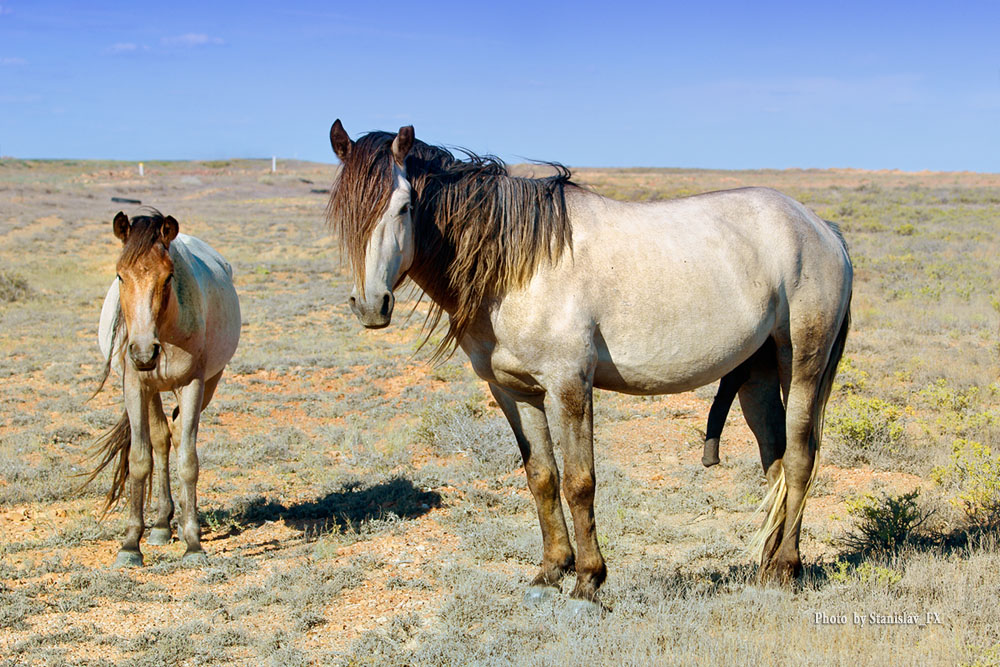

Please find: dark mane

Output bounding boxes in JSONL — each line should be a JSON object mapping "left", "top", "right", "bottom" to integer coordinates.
{"left": 327, "top": 134, "right": 575, "bottom": 360}
{"left": 119, "top": 207, "right": 170, "bottom": 268}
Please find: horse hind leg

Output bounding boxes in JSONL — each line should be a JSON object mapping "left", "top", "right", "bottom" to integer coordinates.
{"left": 761, "top": 310, "right": 848, "bottom": 583}
{"left": 735, "top": 339, "right": 788, "bottom": 569}
{"left": 702, "top": 359, "right": 753, "bottom": 467}
{"left": 146, "top": 393, "right": 174, "bottom": 546}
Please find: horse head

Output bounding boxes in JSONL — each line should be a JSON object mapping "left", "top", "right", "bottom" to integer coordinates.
{"left": 112, "top": 210, "right": 177, "bottom": 371}
{"left": 329, "top": 119, "right": 416, "bottom": 329}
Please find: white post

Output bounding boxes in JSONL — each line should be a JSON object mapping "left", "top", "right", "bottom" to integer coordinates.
{"left": 271, "top": 156, "right": 276, "bottom": 173}
{"left": 138, "top": 162, "right": 144, "bottom": 177}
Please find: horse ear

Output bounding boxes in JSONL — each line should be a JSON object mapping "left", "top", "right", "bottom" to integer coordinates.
{"left": 330, "top": 119, "right": 353, "bottom": 162}
{"left": 392, "top": 126, "right": 414, "bottom": 167}
{"left": 160, "top": 215, "right": 179, "bottom": 245}
{"left": 113, "top": 211, "right": 130, "bottom": 243}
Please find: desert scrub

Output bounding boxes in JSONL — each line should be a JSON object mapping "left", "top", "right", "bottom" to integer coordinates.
{"left": 827, "top": 394, "right": 908, "bottom": 469}
{"left": 0, "top": 271, "right": 31, "bottom": 302}
{"left": 919, "top": 379, "right": 998, "bottom": 437}
{"left": 822, "top": 558, "right": 904, "bottom": 589}
{"left": 840, "top": 490, "right": 930, "bottom": 555}
{"left": 417, "top": 396, "right": 520, "bottom": 477}
{"left": 831, "top": 357, "right": 869, "bottom": 394}
{"left": 932, "top": 438, "right": 1000, "bottom": 527}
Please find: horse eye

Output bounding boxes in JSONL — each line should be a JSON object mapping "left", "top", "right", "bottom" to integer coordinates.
{"left": 116, "top": 274, "right": 122, "bottom": 282}
{"left": 400, "top": 202, "right": 410, "bottom": 215}
{"left": 165, "top": 273, "right": 173, "bottom": 284}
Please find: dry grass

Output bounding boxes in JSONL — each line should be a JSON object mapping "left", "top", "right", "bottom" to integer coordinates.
{"left": 2, "top": 158, "right": 1000, "bottom": 665}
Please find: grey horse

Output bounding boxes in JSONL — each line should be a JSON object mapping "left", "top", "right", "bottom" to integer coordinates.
{"left": 327, "top": 121, "right": 852, "bottom": 607}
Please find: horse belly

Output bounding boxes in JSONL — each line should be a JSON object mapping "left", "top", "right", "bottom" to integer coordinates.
{"left": 592, "top": 308, "right": 775, "bottom": 395}
{"left": 202, "top": 281, "right": 241, "bottom": 379}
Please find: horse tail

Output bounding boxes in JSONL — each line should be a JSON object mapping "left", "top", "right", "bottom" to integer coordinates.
{"left": 750, "top": 291, "right": 851, "bottom": 565}
{"left": 77, "top": 410, "right": 133, "bottom": 517}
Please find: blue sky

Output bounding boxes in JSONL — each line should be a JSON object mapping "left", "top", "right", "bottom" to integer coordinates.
{"left": 1, "top": 1, "right": 998, "bottom": 171}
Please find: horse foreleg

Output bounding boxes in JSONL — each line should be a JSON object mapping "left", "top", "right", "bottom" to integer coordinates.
{"left": 115, "top": 379, "right": 152, "bottom": 568}
{"left": 146, "top": 393, "right": 174, "bottom": 546}
{"left": 175, "top": 377, "right": 207, "bottom": 564}
{"left": 545, "top": 376, "right": 605, "bottom": 604}
{"left": 489, "top": 384, "right": 574, "bottom": 597}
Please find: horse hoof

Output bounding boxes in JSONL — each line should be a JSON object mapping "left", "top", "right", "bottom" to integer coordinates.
{"left": 112, "top": 550, "right": 143, "bottom": 569}
{"left": 523, "top": 585, "right": 558, "bottom": 607}
{"left": 702, "top": 438, "right": 720, "bottom": 467}
{"left": 565, "top": 597, "right": 603, "bottom": 618}
{"left": 146, "top": 528, "right": 172, "bottom": 546}
{"left": 182, "top": 551, "right": 209, "bottom": 566}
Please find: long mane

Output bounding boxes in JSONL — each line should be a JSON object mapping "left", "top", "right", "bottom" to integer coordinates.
{"left": 328, "top": 133, "right": 575, "bottom": 360}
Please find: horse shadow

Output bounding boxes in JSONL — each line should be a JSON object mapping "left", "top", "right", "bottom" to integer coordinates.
{"left": 201, "top": 477, "right": 443, "bottom": 539}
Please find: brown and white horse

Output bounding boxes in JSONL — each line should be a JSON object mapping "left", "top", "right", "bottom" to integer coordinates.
{"left": 85, "top": 209, "right": 240, "bottom": 567}
{"left": 327, "top": 121, "right": 851, "bottom": 608}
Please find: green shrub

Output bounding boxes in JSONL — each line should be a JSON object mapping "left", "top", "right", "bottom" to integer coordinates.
{"left": 840, "top": 490, "right": 929, "bottom": 555}
{"left": 0, "top": 271, "right": 30, "bottom": 302}
{"left": 827, "top": 395, "right": 907, "bottom": 468}
{"left": 932, "top": 438, "right": 1000, "bottom": 526}
{"left": 829, "top": 395, "right": 904, "bottom": 449}
{"left": 832, "top": 357, "right": 869, "bottom": 394}
{"left": 919, "top": 380, "right": 997, "bottom": 437}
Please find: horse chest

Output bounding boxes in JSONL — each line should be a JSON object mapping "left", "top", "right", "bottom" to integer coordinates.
{"left": 463, "top": 341, "right": 545, "bottom": 395}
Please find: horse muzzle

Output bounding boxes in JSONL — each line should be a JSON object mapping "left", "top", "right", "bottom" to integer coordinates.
{"left": 349, "top": 291, "right": 394, "bottom": 329}
{"left": 128, "top": 341, "right": 161, "bottom": 371}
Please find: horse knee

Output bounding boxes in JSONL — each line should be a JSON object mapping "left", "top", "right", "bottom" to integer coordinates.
{"left": 128, "top": 450, "right": 152, "bottom": 480}
{"left": 177, "top": 455, "right": 199, "bottom": 485}
{"left": 525, "top": 463, "right": 559, "bottom": 494}
{"left": 562, "top": 469, "right": 595, "bottom": 507}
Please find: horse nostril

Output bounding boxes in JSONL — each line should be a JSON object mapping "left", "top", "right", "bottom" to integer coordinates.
{"left": 380, "top": 292, "right": 391, "bottom": 316}
{"left": 151, "top": 343, "right": 161, "bottom": 360}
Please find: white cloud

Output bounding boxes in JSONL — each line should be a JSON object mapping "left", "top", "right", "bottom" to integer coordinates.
{"left": 1, "top": 57, "right": 26, "bottom": 66}
{"left": 161, "top": 33, "right": 225, "bottom": 48}
{"left": 107, "top": 43, "right": 139, "bottom": 54}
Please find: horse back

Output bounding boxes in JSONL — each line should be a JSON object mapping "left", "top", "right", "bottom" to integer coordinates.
{"left": 170, "top": 234, "right": 241, "bottom": 376}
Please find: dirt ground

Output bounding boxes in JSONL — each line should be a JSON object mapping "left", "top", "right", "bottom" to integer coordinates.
{"left": 2, "top": 158, "right": 999, "bottom": 665}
